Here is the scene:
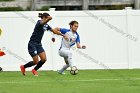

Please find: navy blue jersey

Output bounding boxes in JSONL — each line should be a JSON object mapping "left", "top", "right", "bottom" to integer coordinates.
{"left": 29, "top": 20, "right": 52, "bottom": 43}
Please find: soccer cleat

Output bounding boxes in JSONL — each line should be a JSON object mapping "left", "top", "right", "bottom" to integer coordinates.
{"left": 32, "top": 69, "right": 38, "bottom": 76}
{"left": 57, "top": 70, "right": 66, "bottom": 75}
{"left": 20, "top": 65, "right": 25, "bottom": 76}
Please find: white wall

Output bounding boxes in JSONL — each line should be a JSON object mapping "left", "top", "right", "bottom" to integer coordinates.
{"left": 0, "top": 8, "right": 140, "bottom": 71}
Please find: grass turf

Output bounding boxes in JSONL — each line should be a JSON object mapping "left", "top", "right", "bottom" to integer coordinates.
{"left": 0, "top": 69, "right": 140, "bottom": 93}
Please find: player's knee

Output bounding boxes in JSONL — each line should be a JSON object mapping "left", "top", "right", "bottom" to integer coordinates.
{"left": 41, "top": 58, "right": 47, "bottom": 63}
{"left": 33, "top": 61, "right": 38, "bottom": 64}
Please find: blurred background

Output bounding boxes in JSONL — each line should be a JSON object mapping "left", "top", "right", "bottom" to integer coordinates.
{"left": 0, "top": 0, "right": 140, "bottom": 11}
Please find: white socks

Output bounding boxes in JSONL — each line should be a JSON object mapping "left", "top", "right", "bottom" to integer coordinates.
{"left": 59, "top": 64, "right": 69, "bottom": 73}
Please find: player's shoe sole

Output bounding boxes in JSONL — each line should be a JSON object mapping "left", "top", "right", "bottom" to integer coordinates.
{"left": 20, "top": 65, "right": 25, "bottom": 76}
{"left": 32, "top": 69, "right": 38, "bottom": 76}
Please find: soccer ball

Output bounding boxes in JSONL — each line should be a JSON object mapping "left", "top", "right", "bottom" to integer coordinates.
{"left": 70, "top": 66, "right": 78, "bottom": 75}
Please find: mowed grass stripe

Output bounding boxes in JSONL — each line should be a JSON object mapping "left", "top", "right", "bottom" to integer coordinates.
{"left": 0, "top": 78, "right": 140, "bottom": 84}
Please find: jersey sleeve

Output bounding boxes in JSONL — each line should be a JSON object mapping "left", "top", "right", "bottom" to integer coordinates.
{"left": 60, "top": 28, "right": 70, "bottom": 34}
{"left": 43, "top": 24, "right": 52, "bottom": 32}
{"left": 46, "top": 25, "right": 52, "bottom": 31}
{"left": 76, "top": 32, "right": 80, "bottom": 43}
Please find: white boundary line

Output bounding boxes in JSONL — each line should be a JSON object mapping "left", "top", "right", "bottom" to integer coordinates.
{"left": 0, "top": 78, "right": 140, "bottom": 84}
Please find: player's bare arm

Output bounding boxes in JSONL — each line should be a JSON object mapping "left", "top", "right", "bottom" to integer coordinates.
{"left": 40, "top": 16, "right": 52, "bottom": 24}
{"left": 53, "top": 27, "right": 69, "bottom": 41}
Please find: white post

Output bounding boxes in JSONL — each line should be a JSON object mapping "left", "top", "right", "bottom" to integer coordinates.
{"left": 134, "top": 0, "right": 140, "bottom": 9}
{"left": 125, "top": 7, "right": 132, "bottom": 69}
{"left": 31, "top": 0, "right": 36, "bottom": 11}
{"left": 83, "top": 0, "right": 89, "bottom": 10}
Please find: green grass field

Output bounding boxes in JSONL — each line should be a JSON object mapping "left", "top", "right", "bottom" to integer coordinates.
{"left": 0, "top": 69, "right": 140, "bottom": 93}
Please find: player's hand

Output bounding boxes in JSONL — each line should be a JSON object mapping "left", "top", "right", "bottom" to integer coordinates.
{"left": 51, "top": 37, "right": 55, "bottom": 42}
{"left": 63, "top": 35, "right": 69, "bottom": 41}
{"left": 47, "top": 16, "right": 52, "bottom": 20}
{"left": 82, "top": 45, "right": 86, "bottom": 49}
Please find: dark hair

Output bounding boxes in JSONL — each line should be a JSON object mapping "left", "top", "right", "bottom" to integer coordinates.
{"left": 69, "top": 21, "right": 78, "bottom": 26}
{"left": 38, "top": 12, "right": 50, "bottom": 19}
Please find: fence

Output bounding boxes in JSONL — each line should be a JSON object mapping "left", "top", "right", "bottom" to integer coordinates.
{"left": 0, "top": 8, "right": 140, "bottom": 71}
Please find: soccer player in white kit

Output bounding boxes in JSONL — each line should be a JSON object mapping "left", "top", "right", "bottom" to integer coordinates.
{"left": 55, "top": 21, "right": 86, "bottom": 74}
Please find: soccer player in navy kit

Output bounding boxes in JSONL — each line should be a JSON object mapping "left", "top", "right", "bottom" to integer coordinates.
{"left": 20, "top": 13, "right": 67, "bottom": 76}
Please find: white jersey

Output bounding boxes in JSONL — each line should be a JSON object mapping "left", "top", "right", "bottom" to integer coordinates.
{"left": 59, "top": 28, "right": 80, "bottom": 50}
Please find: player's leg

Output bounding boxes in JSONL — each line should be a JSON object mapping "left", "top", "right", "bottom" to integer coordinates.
{"left": 32, "top": 52, "right": 46, "bottom": 76}
{"left": 33, "top": 51, "right": 46, "bottom": 71}
{"left": 58, "top": 49, "right": 73, "bottom": 74}
{"left": 26, "top": 43, "right": 39, "bottom": 66}
{"left": 67, "top": 51, "right": 73, "bottom": 67}
{"left": 24, "top": 55, "right": 39, "bottom": 67}
{"left": 20, "top": 56, "right": 39, "bottom": 76}
{"left": 58, "top": 57, "right": 69, "bottom": 74}
{"left": 32, "top": 45, "right": 46, "bottom": 76}
{"left": 60, "top": 50, "right": 73, "bottom": 67}
{"left": 20, "top": 43, "right": 38, "bottom": 75}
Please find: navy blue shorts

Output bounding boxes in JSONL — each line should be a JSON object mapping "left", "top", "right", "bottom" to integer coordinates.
{"left": 28, "top": 42, "right": 45, "bottom": 57}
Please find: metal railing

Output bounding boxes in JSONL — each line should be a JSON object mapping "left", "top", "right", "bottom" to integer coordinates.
{"left": 89, "top": 0, "right": 134, "bottom": 5}
{"left": 37, "top": 0, "right": 134, "bottom": 5}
